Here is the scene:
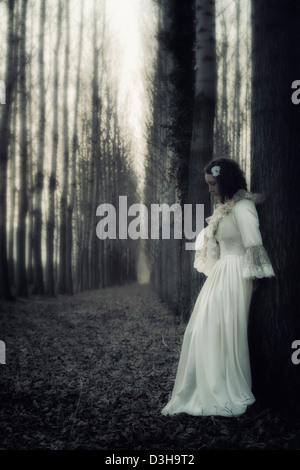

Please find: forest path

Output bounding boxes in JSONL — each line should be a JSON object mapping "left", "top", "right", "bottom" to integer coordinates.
{"left": 0, "top": 283, "right": 299, "bottom": 451}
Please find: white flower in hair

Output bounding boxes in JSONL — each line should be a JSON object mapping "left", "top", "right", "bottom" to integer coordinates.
{"left": 211, "top": 165, "right": 221, "bottom": 177}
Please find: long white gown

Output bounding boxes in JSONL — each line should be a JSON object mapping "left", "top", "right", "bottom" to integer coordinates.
{"left": 162, "top": 191, "right": 275, "bottom": 417}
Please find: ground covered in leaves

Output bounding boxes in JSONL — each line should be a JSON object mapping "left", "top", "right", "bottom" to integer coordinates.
{"left": 0, "top": 282, "right": 299, "bottom": 452}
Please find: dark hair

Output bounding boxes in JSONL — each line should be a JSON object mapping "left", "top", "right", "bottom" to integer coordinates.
{"left": 204, "top": 157, "right": 247, "bottom": 203}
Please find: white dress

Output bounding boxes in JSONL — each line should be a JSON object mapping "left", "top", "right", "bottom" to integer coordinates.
{"left": 162, "top": 191, "right": 275, "bottom": 417}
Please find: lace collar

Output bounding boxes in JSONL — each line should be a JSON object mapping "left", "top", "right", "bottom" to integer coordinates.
{"left": 206, "top": 189, "right": 265, "bottom": 237}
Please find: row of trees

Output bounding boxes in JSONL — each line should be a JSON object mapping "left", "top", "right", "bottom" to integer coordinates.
{"left": 145, "top": 0, "right": 300, "bottom": 414}
{"left": 145, "top": 0, "right": 246, "bottom": 318}
{"left": 1, "top": 0, "right": 300, "bottom": 415}
{"left": 0, "top": 0, "right": 140, "bottom": 300}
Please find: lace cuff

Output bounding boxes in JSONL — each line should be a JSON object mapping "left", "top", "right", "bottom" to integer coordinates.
{"left": 243, "top": 245, "right": 275, "bottom": 279}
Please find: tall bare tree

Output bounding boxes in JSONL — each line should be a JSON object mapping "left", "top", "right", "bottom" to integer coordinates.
{"left": 0, "top": 0, "right": 16, "bottom": 301}
{"left": 184, "top": 0, "right": 217, "bottom": 318}
{"left": 8, "top": 1, "right": 20, "bottom": 287}
{"left": 58, "top": 0, "right": 70, "bottom": 294}
{"left": 87, "top": 0, "right": 101, "bottom": 289}
{"left": 46, "top": 0, "right": 63, "bottom": 295}
{"left": 27, "top": 0, "right": 35, "bottom": 285}
{"left": 67, "top": 0, "right": 84, "bottom": 294}
{"left": 233, "top": 0, "right": 241, "bottom": 162}
{"left": 144, "top": 0, "right": 195, "bottom": 316}
{"left": 188, "top": 0, "right": 216, "bottom": 211}
{"left": 16, "top": 0, "right": 28, "bottom": 296}
{"left": 32, "top": 0, "right": 46, "bottom": 294}
{"left": 215, "top": 10, "right": 229, "bottom": 157}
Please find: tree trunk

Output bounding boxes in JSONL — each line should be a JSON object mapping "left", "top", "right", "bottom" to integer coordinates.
{"left": 8, "top": 96, "right": 17, "bottom": 287}
{"left": 0, "top": 0, "right": 15, "bottom": 301}
{"left": 233, "top": 0, "right": 241, "bottom": 163}
{"left": 88, "top": 0, "right": 100, "bottom": 289}
{"left": 67, "top": 0, "right": 84, "bottom": 295}
{"left": 27, "top": 0, "right": 35, "bottom": 285}
{"left": 8, "top": 15, "right": 19, "bottom": 287}
{"left": 220, "top": 12, "right": 229, "bottom": 155}
{"left": 58, "top": 0, "right": 70, "bottom": 294}
{"left": 8, "top": 1, "right": 21, "bottom": 288}
{"left": 32, "top": 0, "right": 46, "bottom": 295}
{"left": 16, "top": 0, "right": 28, "bottom": 297}
{"left": 183, "top": 0, "right": 216, "bottom": 319}
{"left": 46, "top": 0, "right": 62, "bottom": 295}
{"left": 189, "top": 0, "right": 216, "bottom": 209}
{"left": 215, "top": 11, "right": 229, "bottom": 158}
{"left": 250, "top": 0, "right": 300, "bottom": 414}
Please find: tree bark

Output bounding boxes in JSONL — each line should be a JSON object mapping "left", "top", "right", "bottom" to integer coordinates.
{"left": 88, "top": 0, "right": 100, "bottom": 289}
{"left": 233, "top": 0, "right": 241, "bottom": 163}
{"left": 0, "top": 0, "right": 16, "bottom": 301}
{"left": 8, "top": 2, "right": 19, "bottom": 287}
{"left": 58, "top": 0, "right": 70, "bottom": 294}
{"left": 250, "top": 0, "right": 300, "bottom": 413}
{"left": 189, "top": 0, "right": 216, "bottom": 210}
{"left": 67, "top": 0, "right": 84, "bottom": 295}
{"left": 184, "top": 0, "right": 216, "bottom": 319}
{"left": 215, "top": 11, "right": 229, "bottom": 158}
{"left": 27, "top": 0, "right": 35, "bottom": 285}
{"left": 16, "top": 0, "right": 28, "bottom": 297}
{"left": 8, "top": 96, "right": 17, "bottom": 287}
{"left": 32, "top": 0, "right": 46, "bottom": 295}
{"left": 46, "top": 0, "right": 63, "bottom": 295}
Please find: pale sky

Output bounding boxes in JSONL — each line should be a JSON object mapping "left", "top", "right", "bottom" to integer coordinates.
{"left": 105, "top": 0, "right": 157, "bottom": 186}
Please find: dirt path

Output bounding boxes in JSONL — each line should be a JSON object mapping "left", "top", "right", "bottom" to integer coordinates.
{"left": 0, "top": 283, "right": 299, "bottom": 450}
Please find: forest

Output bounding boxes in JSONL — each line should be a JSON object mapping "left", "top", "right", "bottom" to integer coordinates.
{"left": 1, "top": 0, "right": 300, "bottom": 452}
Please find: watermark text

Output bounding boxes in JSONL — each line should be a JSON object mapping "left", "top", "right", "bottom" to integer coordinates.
{"left": 96, "top": 196, "right": 204, "bottom": 250}
{"left": 291, "top": 80, "right": 300, "bottom": 104}
{"left": 291, "top": 340, "right": 300, "bottom": 365}
{"left": 0, "top": 341, "right": 6, "bottom": 364}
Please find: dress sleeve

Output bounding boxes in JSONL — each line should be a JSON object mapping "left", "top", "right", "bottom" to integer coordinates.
{"left": 233, "top": 199, "right": 275, "bottom": 279}
{"left": 194, "top": 226, "right": 220, "bottom": 277}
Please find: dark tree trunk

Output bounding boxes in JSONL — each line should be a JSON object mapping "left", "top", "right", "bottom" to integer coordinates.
{"left": 88, "top": 1, "right": 100, "bottom": 290}
{"left": 145, "top": 0, "right": 195, "bottom": 317}
{"left": 189, "top": 0, "right": 216, "bottom": 210}
{"left": 183, "top": 0, "right": 216, "bottom": 319}
{"left": 233, "top": 0, "right": 241, "bottom": 163}
{"left": 32, "top": 0, "right": 46, "bottom": 295}
{"left": 26, "top": 1, "right": 35, "bottom": 286}
{"left": 67, "top": 0, "right": 84, "bottom": 295}
{"left": 8, "top": 1, "right": 20, "bottom": 288}
{"left": 249, "top": 0, "right": 300, "bottom": 414}
{"left": 58, "top": 0, "right": 70, "bottom": 294}
{"left": 46, "top": 0, "right": 62, "bottom": 295}
{"left": 0, "top": 0, "right": 15, "bottom": 301}
{"left": 16, "top": 0, "right": 28, "bottom": 297}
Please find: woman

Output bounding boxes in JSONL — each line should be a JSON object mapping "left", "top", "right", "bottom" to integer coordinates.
{"left": 161, "top": 157, "right": 275, "bottom": 417}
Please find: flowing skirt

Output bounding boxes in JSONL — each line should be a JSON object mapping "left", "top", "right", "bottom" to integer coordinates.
{"left": 162, "top": 254, "right": 255, "bottom": 417}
